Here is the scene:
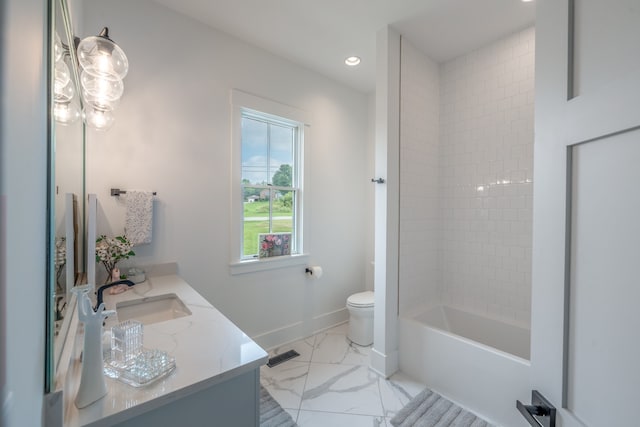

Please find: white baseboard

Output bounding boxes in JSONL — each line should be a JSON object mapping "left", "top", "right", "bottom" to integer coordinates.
{"left": 252, "top": 321, "right": 303, "bottom": 351}
{"left": 252, "top": 307, "right": 349, "bottom": 351}
{"left": 312, "top": 307, "right": 348, "bottom": 335}
{"left": 370, "top": 347, "right": 399, "bottom": 378}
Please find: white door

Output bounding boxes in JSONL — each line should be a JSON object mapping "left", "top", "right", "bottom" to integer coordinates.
{"left": 530, "top": 1, "right": 640, "bottom": 426}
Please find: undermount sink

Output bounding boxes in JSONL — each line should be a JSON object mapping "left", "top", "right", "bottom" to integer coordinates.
{"left": 116, "top": 293, "right": 192, "bottom": 325}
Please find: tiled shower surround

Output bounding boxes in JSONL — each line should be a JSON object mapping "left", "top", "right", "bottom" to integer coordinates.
{"left": 399, "top": 40, "right": 440, "bottom": 315}
{"left": 400, "top": 27, "right": 535, "bottom": 328}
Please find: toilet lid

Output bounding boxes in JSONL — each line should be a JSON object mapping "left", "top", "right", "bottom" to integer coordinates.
{"left": 347, "top": 291, "right": 374, "bottom": 307}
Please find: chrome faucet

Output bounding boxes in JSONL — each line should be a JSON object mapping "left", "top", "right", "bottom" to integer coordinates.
{"left": 95, "top": 279, "right": 135, "bottom": 311}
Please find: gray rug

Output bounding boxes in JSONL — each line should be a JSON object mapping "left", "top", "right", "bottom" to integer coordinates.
{"left": 260, "top": 385, "right": 297, "bottom": 427}
{"left": 391, "top": 388, "right": 490, "bottom": 427}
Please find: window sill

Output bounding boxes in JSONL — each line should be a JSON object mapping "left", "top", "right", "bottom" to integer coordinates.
{"left": 229, "top": 253, "right": 310, "bottom": 275}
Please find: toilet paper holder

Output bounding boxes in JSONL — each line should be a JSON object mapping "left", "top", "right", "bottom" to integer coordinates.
{"left": 305, "top": 266, "right": 323, "bottom": 278}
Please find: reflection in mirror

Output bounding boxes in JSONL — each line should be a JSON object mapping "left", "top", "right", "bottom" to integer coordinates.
{"left": 48, "top": 0, "right": 86, "bottom": 392}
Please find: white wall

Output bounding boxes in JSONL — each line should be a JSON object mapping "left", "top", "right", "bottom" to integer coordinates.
{"left": 398, "top": 38, "right": 440, "bottom": 316}
{"left": 371, "top": 26, "right": 401, "bottom": 377}
{"left": 82, "top": 0, "right": 370, "bottom": 346}
{"left": 0, "top": 0, "right": 48, "bottom": 425}
{"left": 438, "top": 27, "right": 535, "bottom": 327}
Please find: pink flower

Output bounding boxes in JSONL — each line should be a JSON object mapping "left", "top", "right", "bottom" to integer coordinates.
{"left": 262, "top": 242, "right": 268, "bottom": 250}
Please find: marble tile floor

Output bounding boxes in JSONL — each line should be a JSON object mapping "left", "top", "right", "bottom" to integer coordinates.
{"left": 260, "top": 323, "right": 426, "bottom": 427}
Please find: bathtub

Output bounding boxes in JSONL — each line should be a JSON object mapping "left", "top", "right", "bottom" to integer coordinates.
{"left": 398, "top": 305, "right": 531, "bottom": 427}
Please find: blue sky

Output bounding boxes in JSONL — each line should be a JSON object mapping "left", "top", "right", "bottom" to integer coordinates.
{"left": 241, "top": 116, "right": 294, "bottom": 185}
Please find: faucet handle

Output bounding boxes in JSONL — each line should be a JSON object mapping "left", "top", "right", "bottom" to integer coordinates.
{"left": 101, "top": 309, "right": 116, "bottom": 320}
{"left": 95, "top": 302, "right": 116, "bottom": 318}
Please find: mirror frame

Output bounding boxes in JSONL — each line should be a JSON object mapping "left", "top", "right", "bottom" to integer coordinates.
{"left": 45, "top": 0, "right": 54, "bottom": 393}
{"left": 46, "top": 0, "right": 86, "bottom": 392}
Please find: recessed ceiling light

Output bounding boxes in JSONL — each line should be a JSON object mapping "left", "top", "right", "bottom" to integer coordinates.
{"left": 345, "top": 56, "right": 361, "bottom": 67}
{"left": 521, "top": 0, "right": 534, "bottom": 2}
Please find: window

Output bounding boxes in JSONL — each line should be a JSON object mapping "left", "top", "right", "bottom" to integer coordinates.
{"left": 230, "top": 90, "right": 310, "bottom": 272}
{"left": 241, "top": 112, "right": 299, "bottom": 258}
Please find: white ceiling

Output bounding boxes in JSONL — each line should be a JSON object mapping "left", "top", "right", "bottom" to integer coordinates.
{"left": 152, "top": 0, "right": 536, "bottom": 93}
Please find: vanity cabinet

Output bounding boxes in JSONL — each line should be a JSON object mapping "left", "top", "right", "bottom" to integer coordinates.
{"left": 114, "top": 370, "right": 260, "bottom": 427}
{"left": 56, "top": 269, "right": 268, "bottom": 426}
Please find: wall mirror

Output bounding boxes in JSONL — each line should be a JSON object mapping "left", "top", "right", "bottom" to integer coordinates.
{"left": 46, "top": 0, "right": 85, "bottom": 392}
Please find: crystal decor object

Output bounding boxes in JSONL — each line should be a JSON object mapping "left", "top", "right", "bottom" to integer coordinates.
{"left": 104, "top": 319, "right": 176, "bottom": 387}
{"left": 118, "top": 349, "right": 176, "bottom": 387}
{"left": 110, "top": 320, "right": 143, "bottom": 368}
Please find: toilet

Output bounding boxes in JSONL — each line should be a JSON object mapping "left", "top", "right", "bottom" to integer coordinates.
{"left": 346, "top": 291, "right": 374, "bottom": 346}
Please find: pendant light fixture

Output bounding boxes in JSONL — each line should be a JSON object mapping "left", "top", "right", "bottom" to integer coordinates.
{"left": 76, "top": 27, "right": 128, "bottom": 131}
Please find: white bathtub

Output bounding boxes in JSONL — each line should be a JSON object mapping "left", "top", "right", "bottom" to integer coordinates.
{"left": 399, "top": 305, "right": 531, "bottom": 426}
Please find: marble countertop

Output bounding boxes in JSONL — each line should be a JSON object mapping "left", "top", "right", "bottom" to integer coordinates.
{"left": 61, "top": 272, "right": 268, "bottom": 426}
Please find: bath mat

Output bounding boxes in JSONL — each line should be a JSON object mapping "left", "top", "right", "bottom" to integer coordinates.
{"left": 260, "top": 385, "right": 297, "bottom": 427}
{"left": 390, "top": 388, "right": 490, "bottom": 427}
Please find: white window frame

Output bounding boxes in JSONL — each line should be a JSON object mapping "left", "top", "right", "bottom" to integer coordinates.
{"left": 230, "top": 89, "right": 310, "bottom": 274}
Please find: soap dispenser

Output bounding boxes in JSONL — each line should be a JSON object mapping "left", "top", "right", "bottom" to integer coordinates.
{"left": 73, "top": 287, "right": 115, "bottom": 409}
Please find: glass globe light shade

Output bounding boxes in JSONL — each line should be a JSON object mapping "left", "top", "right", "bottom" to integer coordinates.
{"left": 84, "top": 107, "right": 115, "bottom": 131}
{"left": 81, "top": 70, "right": 123, "bottom": 102}
{"left": 77, "top": 31, "right": 128, "bottom": 80}
{"left": 54, "top": 32, "right": 63, "bottom": 62}
{"left": 54, "top": 61, "right": 71, "bottom": 94}
{"left": 82, "top": 92, "right": 120, "bottom": 113}
{"left": 54, "top": 101, "right": 81, "bottom": 125}
{"left": 54, "top": 79, "right": 75, "bottom": 103}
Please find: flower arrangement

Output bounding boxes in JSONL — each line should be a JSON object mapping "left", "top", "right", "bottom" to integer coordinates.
{"left": 95, "top": 235, "right": 135, "bottom": 282}
{"left": 258, "top": 233, "right": 291, "bottom": 258}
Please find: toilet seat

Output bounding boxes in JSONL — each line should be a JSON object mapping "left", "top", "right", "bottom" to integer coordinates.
{"left": 347, "top": 291, "right": 374, "bottom": 308}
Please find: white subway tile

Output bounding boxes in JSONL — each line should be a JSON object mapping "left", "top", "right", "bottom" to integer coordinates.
{"left": 400, "top": 27, "right": 534, "bottom": 327}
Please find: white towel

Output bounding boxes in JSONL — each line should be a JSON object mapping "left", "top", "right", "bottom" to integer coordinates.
{"left": 125, "top": 190, "right": 154, "bottom": 246}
